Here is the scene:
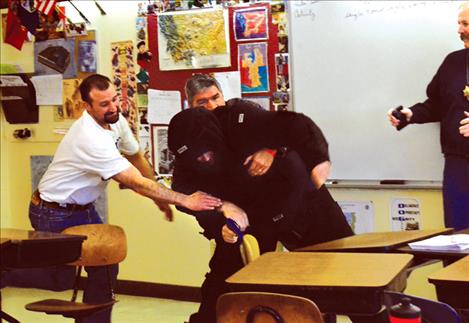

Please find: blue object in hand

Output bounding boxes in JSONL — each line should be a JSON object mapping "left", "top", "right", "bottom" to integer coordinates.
{"left": 391, "top": 106, "right": 409, "bottom": 131}
{"left": 226, "top": 218, "right": 244, "bottom": 242}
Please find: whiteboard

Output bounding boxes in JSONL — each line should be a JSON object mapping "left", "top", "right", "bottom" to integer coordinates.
{"left": 287, "top": 1, "right": 462, "bottom": 181}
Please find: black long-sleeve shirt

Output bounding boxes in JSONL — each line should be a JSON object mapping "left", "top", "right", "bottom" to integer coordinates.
{"left": 409, "top": 48, "right": 469, "bottom": 157}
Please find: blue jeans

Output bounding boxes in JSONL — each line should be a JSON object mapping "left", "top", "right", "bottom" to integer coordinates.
{"left": 443, "top": 156, "right": 469, "bottom": 231}
{"left": 25, "top": 201, "right": 118, "bottom": 323}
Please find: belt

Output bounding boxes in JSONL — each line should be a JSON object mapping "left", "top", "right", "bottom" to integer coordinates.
{"left": 31, "top": 190, "right": 93, "bottom": 211}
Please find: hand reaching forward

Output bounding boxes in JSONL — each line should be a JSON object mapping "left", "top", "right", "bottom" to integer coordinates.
{"left": 460, "top": 111, "right": 469, "bottom": 137}
{"left": 182, "top": 191, "right": 222, "bottom": 211}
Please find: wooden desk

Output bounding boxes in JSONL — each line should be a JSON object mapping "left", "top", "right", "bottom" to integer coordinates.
{"left": 226, "top": 252, "right": 413, "bottom": 315}
{"left": 296, "top": 228, "right": 453, "bottom": 253}
{"left": 0, "top": 228, "right": 86, "bottom": 269}
{"left": 397, "top": 228, "right": 469, "bottom": 262}
{"left": 428, "top": 256, "right": 469, "bottom": 311}
{"left": 0, "top": 228, "right": 86, "bottom": 323}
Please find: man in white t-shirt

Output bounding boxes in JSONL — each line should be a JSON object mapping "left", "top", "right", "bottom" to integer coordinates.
{"left": 26, "top": 74, "right": 221, "bottom": 323}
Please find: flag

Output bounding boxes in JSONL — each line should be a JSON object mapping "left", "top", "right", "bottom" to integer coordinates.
{"left": 17, "top": 1, "right": 39, "bottom": 34}
{"left": 35, "top": 0, "right": 57, "bottom": 16}
{"left": 4, "top": 8, "right": 28, "bottom": 50}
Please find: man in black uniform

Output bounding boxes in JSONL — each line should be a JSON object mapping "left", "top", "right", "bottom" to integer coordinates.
{"left": 168, "top": 103, "right": 354, "bottom": 323}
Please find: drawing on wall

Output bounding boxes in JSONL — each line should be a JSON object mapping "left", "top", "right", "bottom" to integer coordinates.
{"left": 233, "top": 7, "right": 268, "bottom": 41}
{"left": 30, "top": 155, "right": 108, "bottom": 222}
{"left": 111, "top": 40, "right": 139, "bottom": 139}
{"left": 239, "top": 42, "right": 269, "bottom": 93}
{"left": 158, "top": 8, "right": 230, "bottom": 70}
{"left": 56, "top": 78, "right": 86, "bottom": 120}
{"left": 338, "top": 201, "right": 374, "bottom": 234}
{"left": 35, "top": 38, "right": 77, "bottom": 78}
{"left": 151, "top": 125, "right": 175, "bottom": 176}
{"left": 275, "top": 53, "right": 289, "bottom": 91}
{"left": 78, "top": 40, "right": 97, "bottom": 73}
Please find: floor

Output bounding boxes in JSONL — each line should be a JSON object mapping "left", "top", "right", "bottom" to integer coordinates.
{"left": 1, "top": 287, "right": 352, "bottom": 322}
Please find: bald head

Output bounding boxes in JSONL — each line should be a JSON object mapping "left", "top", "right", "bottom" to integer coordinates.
{"left": 458, "top": 2, "right": 469, "bottom": 48}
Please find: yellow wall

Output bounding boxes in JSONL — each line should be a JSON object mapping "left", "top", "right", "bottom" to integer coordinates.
{"left": 0, "top": 2, "right": 445, "bottom": 296}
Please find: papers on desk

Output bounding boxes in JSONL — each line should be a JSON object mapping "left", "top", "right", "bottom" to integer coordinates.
{"left": 408, "top": 234, "right": 469, "bottom": 251}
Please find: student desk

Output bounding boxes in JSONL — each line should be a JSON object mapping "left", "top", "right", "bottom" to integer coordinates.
{"left": 226, "top": 252, "right": 413, "bottom": 315}
{"left": 428, "top": 256, "right": 469, "bottom": 323}
{"left": 0, "top": 228, "right": 86, "bottom": 323}
{"left": 296, "top": 228, "right": 453, "bottom": 253}
{"left": 396, "top": 228, "right": 469, "bottom": 262}
{"left": 0, "top": 228, "right": 86, "bottom": 269}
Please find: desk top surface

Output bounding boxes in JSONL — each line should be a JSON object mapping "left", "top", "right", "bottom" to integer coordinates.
{"left": 226, "top": 252, "right": 413, "bottom": 289}
{"left": 297, "top": 228, "right": 452, "bottom": 252}
{"left": 428, "top": 255, "right": 469, "bottom": 283}
{"left": 1, "top": 228, "right": 86, "bottom": 244}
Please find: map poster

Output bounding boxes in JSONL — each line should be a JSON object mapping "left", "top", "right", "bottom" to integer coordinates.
{"left": 158, "top": 8, "right": 230, "bottom": 71}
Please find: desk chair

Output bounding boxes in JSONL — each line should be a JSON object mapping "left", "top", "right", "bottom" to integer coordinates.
{"left": 25, "top": 224, "right": 127, "bottom": 323}
{"left": 240, "top": 234, "right": 260, "bottom": 265}
{"left": 384, "top": 291, "right": 461, "bottom": 323}
{"left": 217, "top": 291, "right": 324, "bottom": 323}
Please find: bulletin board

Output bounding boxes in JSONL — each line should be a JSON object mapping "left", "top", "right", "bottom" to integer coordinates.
{"left": 146, "top": 3, "right": 279, "bottom": 109}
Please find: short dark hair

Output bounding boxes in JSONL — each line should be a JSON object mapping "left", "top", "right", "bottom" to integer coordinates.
{"left": 137, "top": 40, "right": 146, "bottom": 48}
{"left": 79, "top": 74, "right": 112, "bottom": 104}
{"left": 184, "top": 74, "right": 222, "bottom": 107}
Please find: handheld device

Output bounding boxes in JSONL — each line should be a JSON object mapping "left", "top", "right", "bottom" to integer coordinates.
{"left": 226, "top": 218, "right": 244, "bottom": 242}
{"left": 391, "top": 106, "right": 409, "bottom": 131}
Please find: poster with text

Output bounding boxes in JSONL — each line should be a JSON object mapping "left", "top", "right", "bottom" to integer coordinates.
{"left": 390, "top": 198, "right": 421, "bottom": 231}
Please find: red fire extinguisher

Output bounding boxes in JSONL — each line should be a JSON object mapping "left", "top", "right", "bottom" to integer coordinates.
{"left": 389, "top": 297, "right": 421, "bottom": 323}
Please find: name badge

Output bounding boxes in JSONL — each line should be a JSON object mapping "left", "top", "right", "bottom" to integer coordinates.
{"left": 177, "top": 145, "right": 188, "bottom": 154}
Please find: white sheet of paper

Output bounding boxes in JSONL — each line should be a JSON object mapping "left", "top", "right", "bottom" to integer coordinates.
{"left": 147, "top": 89, "right": 181, "bottom": 124}
{"left": 408, "top": 234, "right": 469, "bottom": 250}
{"left": 31, "top": 74, "right": 63, "bottom": 105}
{"left": 214, "top": 71, "right": 241, "bottom": 101}
{"left": 0, "top": 75, "right": 27, "bottom": 87}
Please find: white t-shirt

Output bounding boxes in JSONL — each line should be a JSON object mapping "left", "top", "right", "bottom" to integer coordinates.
{"left": 39, "top": 110, "right": 139, "bottom": 205}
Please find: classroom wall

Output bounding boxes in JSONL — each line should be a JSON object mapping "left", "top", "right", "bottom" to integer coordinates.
{"left": 0, "top": 1, "right": 445, "bottom": 297}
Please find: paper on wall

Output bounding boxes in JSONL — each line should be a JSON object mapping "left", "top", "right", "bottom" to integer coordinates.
{"left": 31, "top": 74, "right": 63, "bottom": 105}
{"left": 147, "top": 89, "right": 181, "bottom": 124}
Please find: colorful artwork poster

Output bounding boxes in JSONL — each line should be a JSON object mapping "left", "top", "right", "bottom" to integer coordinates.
{"left": 151, "top": 125, "right": 175, "bottom": 176}
{"left": 136, "top": 16, "right": 147, "bottom": 42}
{"left": 158, "top": 8, "right": 230, "bottom": 71}
{"left": 34, "top": 38, "right": 77, "bottom": 79}
{"left": 55, "top": 79, "right": 86, "bottom": 121}
{"left": 110, "top": 41, "right": 139, "bottom": 139}
{"left": 233, "top": 7, "right": 268, "bottom": 41}
{"left": 275, "top": 53, "right": 289, "bottom": 91}
{"left": 238, "top": 42, "right": 269, "bottom": 93}
{"left": 78, "top": 40, "right": 97, "bottom": 73}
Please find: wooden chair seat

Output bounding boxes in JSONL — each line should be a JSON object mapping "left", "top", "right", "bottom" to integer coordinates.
{"left": 25, "top": 299, "right": 117, "bottom": 318}
{"left": 217, "top": 292, "right": 324, "bottom": 323}
{"left": 24, "top": 224, "right": 127, "bottom": 322}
